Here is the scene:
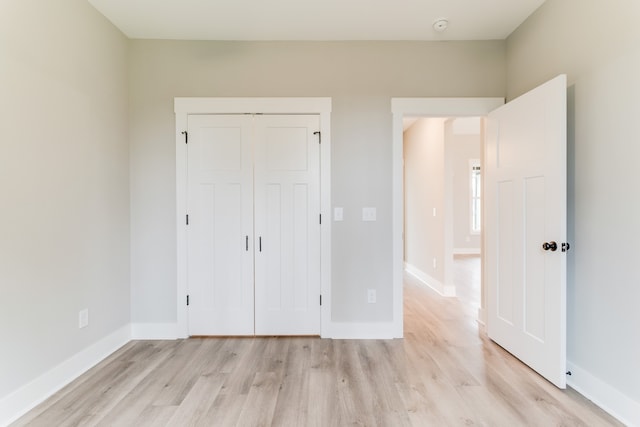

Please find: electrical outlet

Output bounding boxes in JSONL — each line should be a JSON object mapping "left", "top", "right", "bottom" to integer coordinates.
{"left": 433, "top": 207, "right": 437, "bottom": 217}
{"left": 78, "top": 309, "right": 89, "bottom": 329}
{"left": 367, "top": 289, "right": 377, "bottom": 304}
{"left": 433, "top": 258, "right": 437, "bottom": 270}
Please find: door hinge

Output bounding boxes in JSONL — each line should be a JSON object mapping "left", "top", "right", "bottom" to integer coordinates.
{"left": 186, "top": 214, "right": 189, "bottom": 225}
{"left": 562, "top": 242, "right": 571, "bottom": 252}
{"left": 313, "top": 131, "right": 321, "bottom": 144}
{"left": 320, "top": 295, "right": 322, "bottom": 306}
{"left": 186, "top": 295, "right": 190, "bottom": 306}
{"left": 181, "top": 131, "right": 188, "bottom": 144}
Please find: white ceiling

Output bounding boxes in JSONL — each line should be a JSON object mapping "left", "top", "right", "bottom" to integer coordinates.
{"left": 88, "top": 0, "right": 546, "bottom": 41}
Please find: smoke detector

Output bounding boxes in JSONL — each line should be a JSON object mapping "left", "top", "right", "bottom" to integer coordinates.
{"left": 433, "top": 18, "right": 449, "bottom": 32}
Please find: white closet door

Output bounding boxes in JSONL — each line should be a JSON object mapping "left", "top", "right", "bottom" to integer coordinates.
{"left": 254, "top": 115, "right": 321, "bottom": 335}
{"left": 187, "top": 115, "right": 254, "bottom": 336}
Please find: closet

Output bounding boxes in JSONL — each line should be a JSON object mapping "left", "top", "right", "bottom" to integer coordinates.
{"left": 186, "top": 114, "right": 321, "bottom": 336}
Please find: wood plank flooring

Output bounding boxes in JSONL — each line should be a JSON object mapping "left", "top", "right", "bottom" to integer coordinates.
{"left": 13, "top": 257, "right": 621, "bottom": 426}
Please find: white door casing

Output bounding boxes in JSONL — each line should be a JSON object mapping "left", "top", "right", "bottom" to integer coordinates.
{"left": 485, "top": 75, "right": 567, "bottom": 388}
{"left": 254, "top": 115, "right": 321, "bottom": 335}
{"left": 175, "top": 98, "right": 331, "bottom": 339}
{"left": 391, "top": 98, "right": 505, "bottom": 338}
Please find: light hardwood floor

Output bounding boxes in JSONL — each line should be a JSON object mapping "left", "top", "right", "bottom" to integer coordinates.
{"left": 13, "top": 257, "right": 620, "bottom": 426}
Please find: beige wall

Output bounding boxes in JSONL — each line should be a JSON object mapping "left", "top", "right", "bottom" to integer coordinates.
{"left": 508, "top": 0, "right": 640, "bottom": 406}
{"left": 128, "top": 40, "right": 506, "bottom": 323}
{"left": 507, "top": 0, "right": 640, "bottom": 100}
{"left": 446, "top": 122, "right": 481, "bottom": 252}
{"left": 403, "top": 119, "right": 446, "bottom": 284}
{"left": 0, "top": 0, "right": 129, "bottom": 400}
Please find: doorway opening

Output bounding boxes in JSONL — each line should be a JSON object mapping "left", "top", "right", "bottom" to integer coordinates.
{"left": 402, "top": 116, "right": 483, "bottom": 321}
{"left": 390, "top": 97, "right": 504, "bottom": 336}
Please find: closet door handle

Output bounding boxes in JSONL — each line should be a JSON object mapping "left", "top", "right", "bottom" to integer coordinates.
{"left": 245, "top": 236, "right": 248, "bottom": 251}
{"left": 259, "top": 237, "right": 262, "bottom": 252}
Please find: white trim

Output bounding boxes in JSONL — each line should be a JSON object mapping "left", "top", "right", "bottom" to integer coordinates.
{"left": 477, "top": 307, "right": 487, "bottom": 326}
{"left": 443, "top": 123, "right": 455, "bottom": 305}
{"left": 176, "top": 109, "right": 188, "bottom": 339}
{"left": 567, "top": 361, "right": 640, "bottom": 427}
{"left": 0, "top": 325, "right": 131, "bottom": 427}
{"left": 405, "top": 263, "right": 456, "bottom": 297}
{"left": 469, "top": 158, "right": 482, "bottom": 235}
{"left": 174, "top": 97, "right": 331, "bottom": 114}
{"left": 453, "top": 248, "right": 481, "bottom": 255}
{"left": 391, "top": 110, "right": 405, "bottom": 338}
{"left": 391, "top": 98, "right": 504, "bottom": 338}
{"left": 327, "top": 322, "right": 398, "bottom": 339}
{"left": 319, "top": 111, "right": 332, "bottom": 339}
{"left": 175, "top": 97, "right": 332, "bottom": 339}
{"left": 392, "top": 98, "right": 504, "bottom": 117}
{"left": 131, "top": 323, "right": 179, "bottom": 340}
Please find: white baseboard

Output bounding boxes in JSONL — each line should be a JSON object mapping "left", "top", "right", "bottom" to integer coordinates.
{"left": 404, "top": 263, "right": 456, "bottom": 297}
{"left": 567, "top": 361, "right": 640, "bottom": 427}
{"left": 453, "top": 248, "right": 481, "bottom": 255}
{"left": 131, "top": 323, "right": 178, "bottom": 340}
{"left": 0, "top": 325, "right": 131, "bottom": 427}
{"left": 326, "top": 321, "right": 400, "bottom": 339}
{"left": 477, "top": 307, "right": 487, "bottom": 326}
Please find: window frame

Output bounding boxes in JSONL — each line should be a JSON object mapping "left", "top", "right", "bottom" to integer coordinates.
{"left": 469, "top": 158, "right": 481, "bottom": 235}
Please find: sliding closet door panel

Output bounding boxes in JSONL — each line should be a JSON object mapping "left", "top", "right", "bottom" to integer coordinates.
{"left": 187, "top": 115, "right": 254, "bottom": 336}
{"left": 254, "top": 115, "right": 321, "bottom": 335}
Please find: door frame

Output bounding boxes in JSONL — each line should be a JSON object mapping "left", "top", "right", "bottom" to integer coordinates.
{"left": 174, "top": 97, "right": 332, "bottom": 338}
{"left": 391, "top": 98, "right": 504, "bottom": 336}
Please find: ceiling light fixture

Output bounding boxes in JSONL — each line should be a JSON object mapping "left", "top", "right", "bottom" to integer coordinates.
{"left": 433, "top": 18, "right": 449, "bottom": 32}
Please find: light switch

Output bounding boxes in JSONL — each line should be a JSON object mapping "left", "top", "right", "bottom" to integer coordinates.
{"left": 362, "top": 207, "right": 377, "bottom": 221}
{"left": 334, "top": 207, "right": 343, "bottom": 221}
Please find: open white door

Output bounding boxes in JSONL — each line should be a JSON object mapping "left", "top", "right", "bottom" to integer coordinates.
{"left": 485, "top": 75, "right": 567, "bottom": 388}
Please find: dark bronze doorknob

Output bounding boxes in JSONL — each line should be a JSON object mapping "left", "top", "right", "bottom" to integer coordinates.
{"left": 542, "top": 241, "right": 558, "bottom": 251}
